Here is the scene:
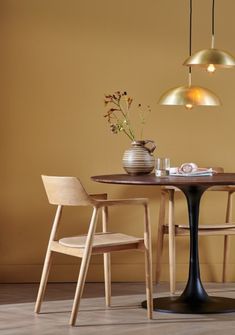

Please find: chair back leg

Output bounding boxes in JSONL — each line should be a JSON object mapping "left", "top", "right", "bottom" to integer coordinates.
{"left": 222, "top": 191, "right": 233, "bottom": 282}
{"left": 34, "top": 251, "right": 54, "bottom": 313}
{"left": 35, "top": 205, "right": 63, "bottom": 313}
{"left": 144, "top": 204, "right": 153, "bottom": 319}
{"left": 223, "top": 236, "right": 229, "bottom": 282}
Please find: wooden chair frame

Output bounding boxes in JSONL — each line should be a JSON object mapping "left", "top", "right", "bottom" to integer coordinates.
{"left": 156, "top": 184, "right": 235, "bottom": 295}
{"left": 35, "top": 175, "right": 153, "bottom": 326}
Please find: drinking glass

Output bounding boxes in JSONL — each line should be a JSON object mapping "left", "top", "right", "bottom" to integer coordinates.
{"left": 155, "top": 158, "right": 170, "bottom": 177}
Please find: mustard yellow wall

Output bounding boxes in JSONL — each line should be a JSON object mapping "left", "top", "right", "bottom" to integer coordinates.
{"left": 1, "top": 0, "right": 235, "bottom": 283}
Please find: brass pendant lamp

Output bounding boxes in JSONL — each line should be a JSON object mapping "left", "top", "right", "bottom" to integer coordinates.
{"left": 159, "top": 0, "right": 220, "bottom": 109}
{"left": 184, "top": 0, "right": 235, "bottom": 73}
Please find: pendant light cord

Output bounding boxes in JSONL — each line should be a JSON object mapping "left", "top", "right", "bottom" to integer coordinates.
{"left": 211, "top": 0, "right": 215, "bottom": 48}
{"left": 188, "top": 0, "right": 192, "bottom": 85}
{"left": 189, "top": 0, "right": 192, "bottom": 58}
{"left": 189, "top": 0, "right": 215, "bottom": 53}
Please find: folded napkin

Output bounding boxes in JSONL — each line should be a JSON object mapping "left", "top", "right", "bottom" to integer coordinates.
{"left": 179, "top": 163, "right": 198, "bottom": 173}
{"left": 170, "top": 163, "right": 214, "bottom": 176}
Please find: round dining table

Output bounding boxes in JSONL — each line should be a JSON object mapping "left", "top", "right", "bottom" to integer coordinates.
{"left": 91, "top": 172, "right": 235, "bottom": 314}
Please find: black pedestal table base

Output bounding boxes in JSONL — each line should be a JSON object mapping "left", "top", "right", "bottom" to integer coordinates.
{"left": 144, "top": 184, "right": 235, "bottom": 314}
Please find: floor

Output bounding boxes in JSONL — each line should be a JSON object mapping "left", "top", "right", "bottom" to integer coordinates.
{"left": 1, "top": 282, "right": 235, "bottom": 335}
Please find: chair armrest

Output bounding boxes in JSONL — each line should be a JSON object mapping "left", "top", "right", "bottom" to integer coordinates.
{"left": 89, "top": 193, "right": 108, "bottom": 200}
{"left": 208, "top": 186, "right": 235, "bottom": 192}
{"left": 161, "top": 186, "right": 180, "bottom": 192}
{"left": 95, "top": 198, "right": 149, "bottom": 207}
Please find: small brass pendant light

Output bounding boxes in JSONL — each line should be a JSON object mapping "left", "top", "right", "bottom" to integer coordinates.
{"left": 159, "top": 0, "right": 221, "bottom": 109}
{"left": 184, "top": 0, "right": 235, "bottom": 73}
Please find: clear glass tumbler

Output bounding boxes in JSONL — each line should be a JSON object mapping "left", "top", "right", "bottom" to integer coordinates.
{"left": 155, "top": 158, "right": 170, "bottom": 177}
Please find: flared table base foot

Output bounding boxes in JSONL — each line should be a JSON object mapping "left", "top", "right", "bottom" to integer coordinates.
{"left": 142, "top": 296, "right": 235, "bottom": 314}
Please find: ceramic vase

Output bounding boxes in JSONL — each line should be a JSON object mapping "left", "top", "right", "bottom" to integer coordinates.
{"left": 122, "top": 140, "right": 156, "bottom": 175}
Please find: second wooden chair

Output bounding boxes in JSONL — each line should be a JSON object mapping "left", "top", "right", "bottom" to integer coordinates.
{"left": 156, "top": 168, "right": 235, "bottom": 294}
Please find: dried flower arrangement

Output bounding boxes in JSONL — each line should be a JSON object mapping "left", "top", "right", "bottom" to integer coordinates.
{"left": 104, "top": 91, "right": 151, "bottom": 141}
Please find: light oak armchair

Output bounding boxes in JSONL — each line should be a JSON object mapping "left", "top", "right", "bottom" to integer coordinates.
{"left": 35, "top": 175, "right": 153, "bottom": 326}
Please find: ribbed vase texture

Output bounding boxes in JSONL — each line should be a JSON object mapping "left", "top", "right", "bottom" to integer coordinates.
{"left": 122, "top": 140, "right": 155, "bottom": 175}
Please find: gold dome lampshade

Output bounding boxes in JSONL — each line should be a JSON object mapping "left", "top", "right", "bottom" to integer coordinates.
{"left": 184, "top": 0, "right": 235, "bottom": 73}
{"left": 184, "top": 48, "right": 235, "bottom": 72}
{"left": 159, "top": 83, "right": 221, "bottom": 110}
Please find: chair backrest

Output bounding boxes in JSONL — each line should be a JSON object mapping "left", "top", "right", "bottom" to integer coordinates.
{"left": 212, "top": 167, "right": 224, "bottom": 173}
{"left": 41, "top": 175, "right": 93, "bottom": 206}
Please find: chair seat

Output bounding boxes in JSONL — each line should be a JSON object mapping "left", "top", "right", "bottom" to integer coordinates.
{"left": 163, "top": 224, "right": 235, "bottom": 237}
{"left": 177, "top": 224, "right": 235, "bottom": 230}
{"left": 59, "top": 232, "right": 143, "bottom": 248}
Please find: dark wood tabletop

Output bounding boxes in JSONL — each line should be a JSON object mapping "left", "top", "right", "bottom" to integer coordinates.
{"left": 91, "top": 173, "right": 235, "bottom": 186}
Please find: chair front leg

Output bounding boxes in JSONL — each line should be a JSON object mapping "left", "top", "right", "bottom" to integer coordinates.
{"left": 70, "top": 207, "right": 99, "bottom": 326}
{"left": 155, "top": 190, "right": 166, "bottom": 284}
{"left": 168, "top": 190, "right": 176, "bottom": 295}
{"left": 102, "top": 206, "right": 111, "bottom": 307}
